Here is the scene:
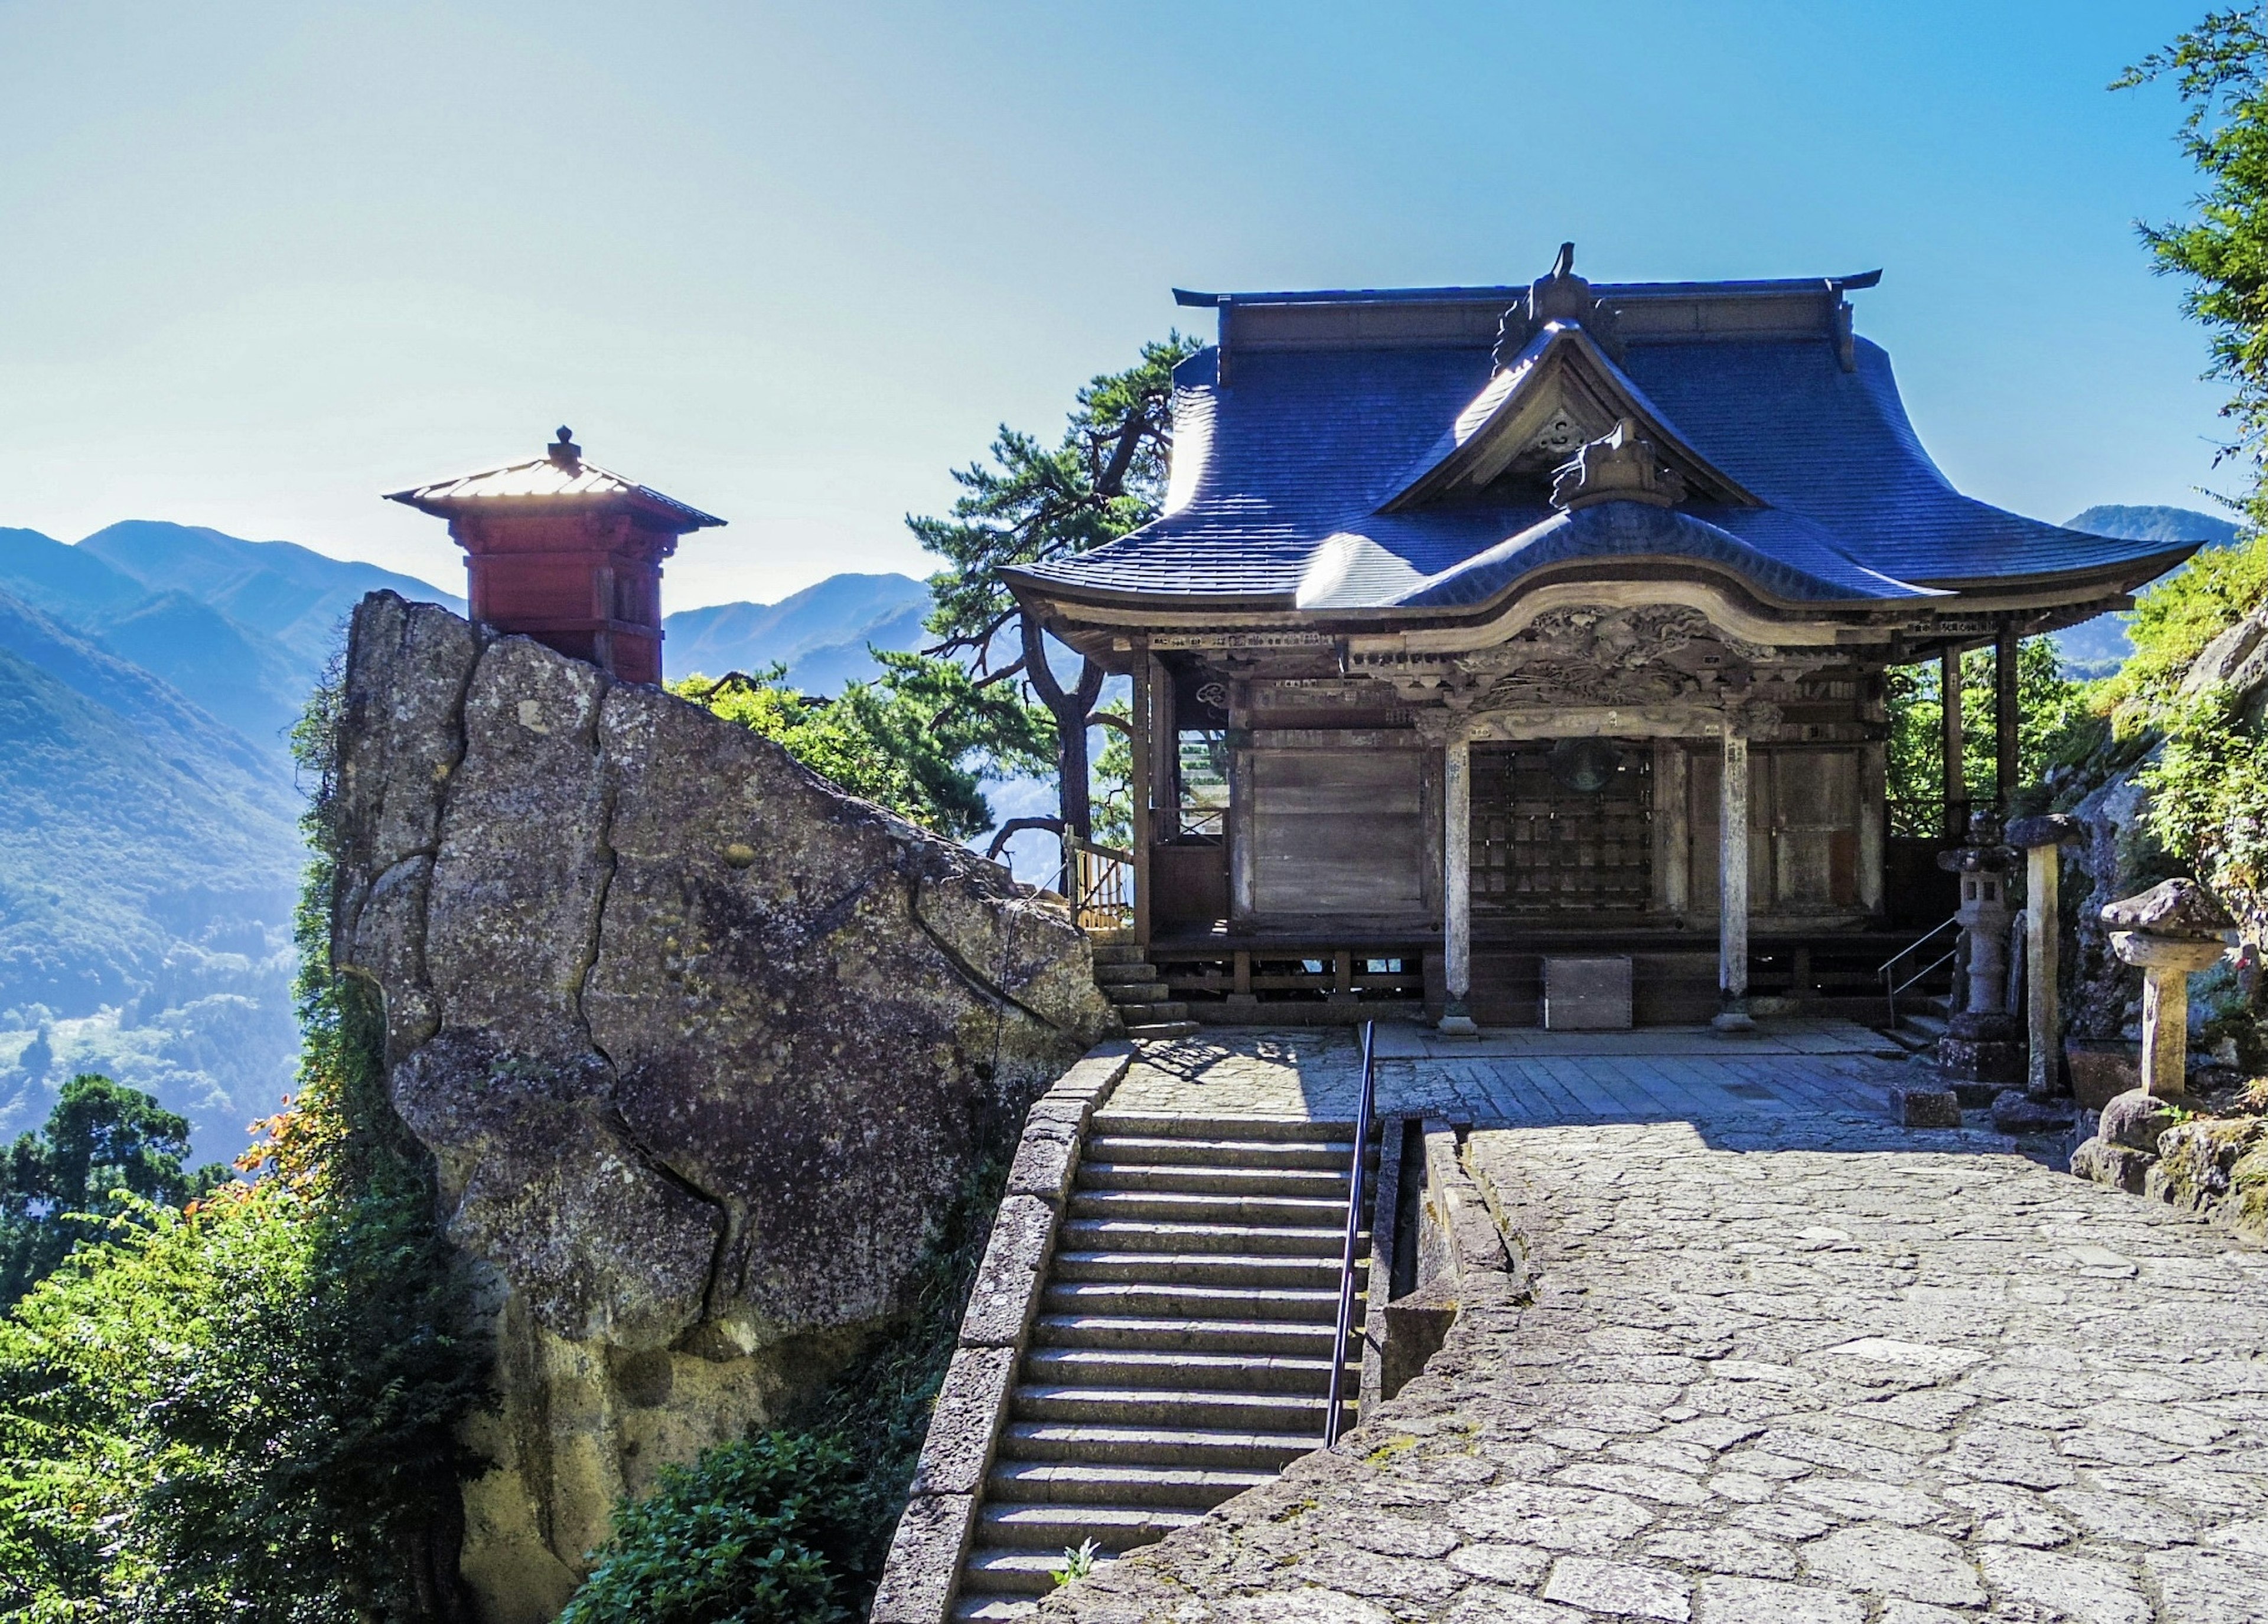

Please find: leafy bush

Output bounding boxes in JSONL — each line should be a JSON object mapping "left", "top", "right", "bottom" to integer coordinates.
{"left": 673, "top": 654, "right": 1048, "bottom": 842}
{"left": 559, "top": 1433, "right": 866, "bottom": 1624}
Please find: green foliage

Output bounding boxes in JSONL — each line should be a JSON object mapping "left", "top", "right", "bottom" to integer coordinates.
{"left": 1050, "top": 1539, "right": 1100, "bottom": 1587}
{"left": 1882, "top": 638, "right": 2080, "bottom": 830}
{"left": 2119, "top": 14, "right": 2268, "bottom": 529}
{"left": 558, "top": 1433, "right": 866, "bottom": 1624}
{"left": 0, "top": 671, "right": 487, "bottom": 1621}
{"left": 563, "top": 1157, "right": 1009, "bottom": 1621}
{"left": 0, "top": 1073, "right": 227, "bottom": 1305}
{"left": 673, "top": 653, "right": 1050, "bottom": 842}
{"left": 2100, "top": 532, "right": 2268, "bottom": 718}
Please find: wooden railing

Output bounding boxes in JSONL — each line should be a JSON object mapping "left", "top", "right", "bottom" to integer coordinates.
{"left": 1066, "top": 836, "right": 1135, "bottom": 931}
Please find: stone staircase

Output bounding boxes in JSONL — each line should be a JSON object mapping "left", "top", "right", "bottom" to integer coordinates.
{"left": 1089, "top": 931, "right": 1200, "bottom": 1039}
{"left": 949, "top": 1111, "right": 1371, "bottom": 1620}
{"left": 1883, "top": 990, "right": 1953, "bottom": 1055}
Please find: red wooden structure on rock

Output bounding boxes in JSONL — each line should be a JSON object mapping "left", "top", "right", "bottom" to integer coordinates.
{"left": 387, "top": 428, "right": 724, "bottom": 684}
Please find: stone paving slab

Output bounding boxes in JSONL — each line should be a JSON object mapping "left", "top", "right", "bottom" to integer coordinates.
{"left": 1044, "top": 1034, "right": 2268, "bottom": 1623}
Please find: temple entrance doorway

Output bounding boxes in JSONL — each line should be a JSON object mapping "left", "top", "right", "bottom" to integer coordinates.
{"left": 1469, "top": 739, "right": 1654, "bottom": 918}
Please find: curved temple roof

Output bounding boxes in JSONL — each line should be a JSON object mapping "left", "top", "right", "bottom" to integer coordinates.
{"left": 1011, "top": 266, "right": 2191, "bottom": 621}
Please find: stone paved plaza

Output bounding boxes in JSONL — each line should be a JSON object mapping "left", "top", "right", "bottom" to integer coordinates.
{"left": 1042, "top": 1027, "right": 2268, "bottom": 1622}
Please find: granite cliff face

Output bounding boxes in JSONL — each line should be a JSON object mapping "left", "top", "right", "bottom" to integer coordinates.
{"left": 328, "top": 592, "right": 1115, "bottom": 1620}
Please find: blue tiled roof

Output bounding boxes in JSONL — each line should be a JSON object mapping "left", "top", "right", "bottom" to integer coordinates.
{"left": 1018, "top": 304, "right": 2186, "bottom": 611}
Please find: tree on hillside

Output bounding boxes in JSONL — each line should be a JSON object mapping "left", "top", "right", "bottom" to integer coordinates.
{"left": 910, "top": 335, "right": 1202, "bottom": 856}
{"left": 0, "top": 1072, "right": 226, "bottom": 1304}
{"left": 2119, "top": 12, "right": 2268, "bottom": 529}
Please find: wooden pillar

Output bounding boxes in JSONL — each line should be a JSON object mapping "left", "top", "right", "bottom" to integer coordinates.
{"left": 1715, "top": 723, "right": 1754, "bottom": 1032}
{"left": 1653, "top": 739, "right": 1690, "bottom": 917}
{"left": 1441, "top": 732, "right": 1477, "bottom": 1035}
{"left": 1995, "top": 618, "right": 2021, "bottom": 811}
{"left": 2025, "top": 842, "right": 2059, "bottom": 1097}
{"left": 1228, "top": 683, "right": 1254, "bottom": 926}
{"left": 1940, "top": 645, "right": 1966, "bottom": 840}
{"left": 1859, "top": 739, "right": 1888, "bottom": 914}
{"left": 1130, "top": 651, "right": 1153, "bottom": 948}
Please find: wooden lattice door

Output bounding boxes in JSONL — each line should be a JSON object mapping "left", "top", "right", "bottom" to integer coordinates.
{"left": 1470, "top": 741, "right": 1653, "bottom": 914}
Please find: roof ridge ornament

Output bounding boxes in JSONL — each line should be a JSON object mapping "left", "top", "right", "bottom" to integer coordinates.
{"left": 1494, "top": 241, "right": 1618, "bottom": 369}
{"left": 549, "top": 426, "right": 581, "bottom": 469}
{"left": 1550, "top": 418, "right": 1687, "bottom": 511}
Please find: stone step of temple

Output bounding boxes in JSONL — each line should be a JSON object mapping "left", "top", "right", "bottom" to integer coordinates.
{"left": 1031, "top": 1312, "right": 1344, "bottom": 1356}
{"left": 1067, "top": 1187, "right": 1350, "bottom": 1228}
{"left": 1111, "top": 1001, "right": 1192, "bottom": 1025}
{"left": 1090, "top": 1113, "right": 1355, "bottom": 1143}
{"left": 1102, "top": 981, "right": 1173, "bottom": 1005}
{"left": 1094, "top": 961, "right": 1165, "bottom": 986}
{"left": 1024, "top": 1345, "right": 1341, "bottom": 1394}
{"left": 1050, "top": 1249, "right": 1348, "bottom": 1289}
{"left": 950, "top": 1108, "right": 1374, "bottom": 1616}
{"left": 1077, "top": 1162, "right": 1355, "bottom": 1199}
{"left": 1123, "top": 1020, "right": 1203, "bottom": 1039}
{"left": 1089, "top": 943, "right": 1148, "bottom": 967}
{"left": 1062, "top": 1212, "right": 1354, "bottom": 1251}
{"left": 983, "top": 1457, "right": 1278, "bottom": 1508}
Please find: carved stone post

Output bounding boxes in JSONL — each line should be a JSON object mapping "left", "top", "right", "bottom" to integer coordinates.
{"left": 1713, "top": 721, "right": 1753, "bottom": 1034}
{"left": 1441, "top": 730, "right": 1477, "bottom": 1036}
{"left": 2007, "top": 813, "right": 2084, "bottom": 1098}
{"left": 1936, "top": 808, "right": 2022, "bottom": 1085}
{"left": 2104, "top": 879, "right": 2235, "bottom": 1099}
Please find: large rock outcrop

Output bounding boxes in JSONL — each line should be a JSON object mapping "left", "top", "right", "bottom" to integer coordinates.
{"left": 329, "top": 592, "right": 1116, "bottom": 1620}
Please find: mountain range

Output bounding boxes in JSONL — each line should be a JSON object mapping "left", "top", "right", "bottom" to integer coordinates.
{"left": 2055, "top": 506, "right": 2244, "bottom": 676}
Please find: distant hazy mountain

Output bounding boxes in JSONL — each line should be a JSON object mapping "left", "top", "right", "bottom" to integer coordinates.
{"left": 0, "top": 523, "right": 460, "bottom": 1165}
{"left": 2067, "top": 504, "right": 2241, "bottom": 549}
{"left": 664, "top": 573, "right": 931, "bottom": 692}
{"left": 2055, "top": 506, "right": 2243, "bottom": 677}
{"left": 79, "top": 521, "right": 464, "bottom": 667}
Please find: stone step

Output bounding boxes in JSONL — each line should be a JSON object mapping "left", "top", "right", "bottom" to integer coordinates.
{"left": 1087, "top": 940, "right": 1144, "bottom": 963}
{"left": 1879, "top": 1025, "right": 1934, "bottom": 1055}
{"left": 1051, "top": 1250, "right": 1347, "bottom": 1289}
{"left": 950, "top": 1594, "right": 1038, "bottom": 1622}
{"left": 1102, "top": 981, "right": 1172, "bottom": 1005}
{"left": 1042, "top": 1280, "right": 1350, "bottom": 1322}
{"left": 996, "top": 1420, "right": 1319, "bottom": 1470}
{"left": 1060, "top": 1217, "right": 1352, "bottom": 1257}
{"left": 1023, "top": 1346, "right": 1341, "bottom": 1394}
{"left": 1032, "top": 1312, "right": 1346, "bottom": 1356}
{"left": 1125, "top": 1021, "right": 1203, "bottom": 1040}
{"left": 1091, "top": 1113, "right": 1357, "bottom": 1144}
{"left": 960, "top": 1548, "right": 1090, "bottom": 1596}
{"left": 1012, "top": 1383, "right": 1344, "bottom": 1433}
{"left": 977, "top": 1501, "right": 1207, "bottom": 1553}
{"left": 1093, "top": 962, "right": 1164, "bottom": 985}
{"left": 985, "top": 1457, "right": 1275, "bottom": 1508}
{"left": 1113, "top": 1002, "right": 1191, "bottom": 1024}
{"left": 1077, "top": 1162, "right": 1353, "bottom": 1199}
{"left": 1068, "top": 1188, "right": 1351, "bottom": 1228}
{"left": 1904, "top": 1013, "right": 1950, "bottom": 1039}
{"left": 1084, "top": 1134, "right": 1357, "bottom": 1170}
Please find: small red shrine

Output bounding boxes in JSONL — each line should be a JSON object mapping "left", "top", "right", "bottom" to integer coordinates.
{"left": 386, "top": 428, "right": 725, "bottom": 685}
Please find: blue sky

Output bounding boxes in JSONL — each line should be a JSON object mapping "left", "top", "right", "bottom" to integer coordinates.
{"left": 0, "top": 0, "right": 2238, "bottom": 608}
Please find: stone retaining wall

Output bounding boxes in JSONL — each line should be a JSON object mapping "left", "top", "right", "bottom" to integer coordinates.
{"left": 869, "top": 1041, "right": 1135, "bottom": 1624}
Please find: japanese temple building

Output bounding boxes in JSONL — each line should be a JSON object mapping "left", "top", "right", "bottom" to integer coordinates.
{"left": 1002, "top": 250, "right": 2197, "bottom": 1031}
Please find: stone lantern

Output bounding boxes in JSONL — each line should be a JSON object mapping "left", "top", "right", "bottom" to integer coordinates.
{"left": 1936, "top": 808, "right": 2022, "bottom": 1084}
{"left": 2006, "top": 813, "right": 2086, "bottom": 1098}
{"left": 2103, "top": 878, "right": 2236, "bottom": 1098}
{"left": 386, "top": 428, "right": 725, "bottom": 686}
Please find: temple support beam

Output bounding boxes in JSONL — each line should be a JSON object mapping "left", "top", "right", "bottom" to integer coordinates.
{"left": 1941, "top": 644, "right": 1966, "bottom": 840}
{"left": 1714, "top": 722, "right": 1754, "bottom": 1034}
{"left": 1440, "top": 732, "right": 1477, "bottom": 1036}
{"left": 1995, "top": 618, "right": 2021, "bottom": 813}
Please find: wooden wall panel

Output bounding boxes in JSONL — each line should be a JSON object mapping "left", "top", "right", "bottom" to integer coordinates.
{"left": 1250, "top": 748, "right": 1425, "bottom": 916}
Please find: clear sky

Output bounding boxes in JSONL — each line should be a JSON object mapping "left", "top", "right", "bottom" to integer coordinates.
{"left": 0, "top": 0, "right": 2239, "bottom": 609}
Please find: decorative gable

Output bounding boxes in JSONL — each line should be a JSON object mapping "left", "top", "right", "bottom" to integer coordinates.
{"left": 1379, "top": 321, "right": 1759, "bottom": 513}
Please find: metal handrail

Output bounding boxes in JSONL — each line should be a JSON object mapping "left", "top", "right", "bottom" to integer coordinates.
{"left": 1881, "top": 912, "right": 1960, "bottom": 1029}
{"left": 1322, "top": 1019, "right": 1377, "bottom": 1449}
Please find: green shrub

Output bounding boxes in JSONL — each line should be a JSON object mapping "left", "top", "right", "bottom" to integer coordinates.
{"left": 560, "top": 1432, "right": 865, "bottom": 1624}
